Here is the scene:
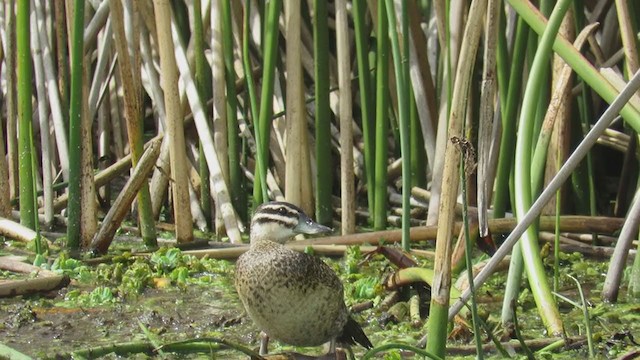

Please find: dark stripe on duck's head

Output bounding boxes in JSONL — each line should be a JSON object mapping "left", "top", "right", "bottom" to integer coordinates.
{"left": 251, "top": 216, "right": 296, "bottom": 228}
{"left": 255, "top": 202, "right": 304, "bottom": 218}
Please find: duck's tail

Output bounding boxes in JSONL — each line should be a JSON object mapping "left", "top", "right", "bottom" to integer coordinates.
{"left": 337, "top": 316, "right": 373, "bottom": 349}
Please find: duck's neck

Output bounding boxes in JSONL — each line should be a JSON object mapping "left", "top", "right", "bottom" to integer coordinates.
{"left": 249, "top": 230, "right": 270, "bottom": 245}
{"left": 249, "top": 229, "right": 291, "bottom": 246}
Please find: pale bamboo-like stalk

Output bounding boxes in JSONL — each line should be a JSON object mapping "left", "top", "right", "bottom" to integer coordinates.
{"left": 33, "top": 0, "right": 69, "bottom": 181}
{"left": 30, "top": 9, "right": 53, "bottom": 227}
{"left": 187, "top": 181, "right": 208, "bottom": 231}
{"left": 87, "top": 19, "right": 113, "bottom": 122}
{"left": 0, "top": 216, "right": 46, "bottom": 243}
{"left": 541, "top": 16, "right": 584, "bottom": 209}
{"left": 0, "top": 49, "right": 10, "bottom": 217}
{"left": 603, "top": 188, "right": 640, "bottom": 301}
{"left": 97, "top": 88, "right": 111, "bottom": 207}
{"left": 336, "top": 0, "right": 354, "bottom": 235}
{"left": 600, "top": 68, "right": 640, "bottom": 111}
{"left": 4, "top": 1, "right": 18, "bottom": 199}
{"left": 615, "top": 0, "right": 639, "bottom": 75}
{"left": 83, "top": 0, "right": 109, "bottom": 49}
{"left": 426, "top": 0, "right": 455, "bottom": 227}
{"left": 153, "top": 0, "right": 193, "bottom": 243}
{"left": 428, "top": 1, "right": 469, "bottom": 226}
{"left": 171, "top": 16, "right": 243, "bottom": 242}
{"left": 284, "top": 0, "right": 312, "bottom": 214}
{"left": 150, "top": 136, "right": 171, "bottom": 218}
{"left": 141, "top": 24, "right": 171, "bottom": 219}
{"left": 406, "top": 0, "right": 436, "bottom": 170}
{"left": 108, "top": 76, "right": 125, "bottom": 159}
{"left": 427, "top": 0, "right": 487, "bottom": 356}
{"left": 140, "top": 24, "right": 166, "bottom": 125}
{"left": 477, "top": 0, "right": 500, "bottom": 237}
{"left": 210, "top": 0, "right": 229, "bottom": 233}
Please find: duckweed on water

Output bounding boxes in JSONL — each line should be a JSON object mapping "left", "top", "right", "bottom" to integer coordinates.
{"left": 46, "top": 247, "right": 234, "bottom": 307}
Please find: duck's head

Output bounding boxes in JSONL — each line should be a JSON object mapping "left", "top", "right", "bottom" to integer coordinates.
{"left": 250, "top": 201, "right": 333, "bottom": 244}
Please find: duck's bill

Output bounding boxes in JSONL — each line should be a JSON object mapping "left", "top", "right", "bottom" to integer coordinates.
{"left": 294, "top": 215, "right": 333, "bottom": 235}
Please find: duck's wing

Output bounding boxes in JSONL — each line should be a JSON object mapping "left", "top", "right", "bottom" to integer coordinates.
{"left": 287, "top": 250, "right": 345, "bottom": 292}
{"left": 293, "top": 253, "right": 373, "bottom": 349}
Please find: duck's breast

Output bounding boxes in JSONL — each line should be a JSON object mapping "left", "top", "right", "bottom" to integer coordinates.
{"left": 235, "top": 245, "right": 348, "bottom": 346}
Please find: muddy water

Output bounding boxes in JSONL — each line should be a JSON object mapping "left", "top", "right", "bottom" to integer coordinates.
{"left": 0, "top": 285, "right": 258, "bottom": 358}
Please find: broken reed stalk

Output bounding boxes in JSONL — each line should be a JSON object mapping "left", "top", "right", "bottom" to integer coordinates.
{"left": 91, "top": 139, "right": 162, "bottom": 254}
{"left": 427, "top": 0, "right": 487, "bottom": 356}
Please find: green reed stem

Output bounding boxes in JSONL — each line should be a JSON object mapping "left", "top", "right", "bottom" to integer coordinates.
{"left": 384, "top": 0, "right": 411, "bottom": 250}
{"left": 353, "top": 0, "right": 375, "bottom": 221}
{"left": 410, "top": 88, "right": 427, "bottom": 189}
{"left": 242, "top": 0, "right": 268, "bottom": 205}
{"left": 513, "top": 0, "right": 572, "bottom": 336}
{"left": 16, "top": 0, "right": 36, "bottom": 230}
{"left": 313, "top": 0, "right": 332, "bottom": 225}
{"left": 254, "top": 0, "right": 282, "bottom": 205}
{"left": 66, "top": 0, "right": 86, "bottom": 249}
{"left": 221, "top": 0, "right": 245, "bottom": 221}
{"left": 493, "top": 17, "right": 529, "bottom": 218}
{"left": 373, "top": 3, "right": 389, "bottom": 231}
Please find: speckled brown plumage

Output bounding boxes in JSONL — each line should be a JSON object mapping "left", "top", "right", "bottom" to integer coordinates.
{"left": 234, "top": 202, "right": 372, "bottom": 350}
{"left": 236, "top": 240, "right": 348, "bottom": 346}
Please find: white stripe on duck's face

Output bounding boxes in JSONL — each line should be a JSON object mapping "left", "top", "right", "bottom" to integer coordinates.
{"left": 249, "top": 202, "right": 332, "bottom": 244}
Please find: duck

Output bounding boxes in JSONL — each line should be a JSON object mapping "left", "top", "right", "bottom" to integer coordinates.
{"left": 235, "top": 201, "right": 373, "bottom": 355}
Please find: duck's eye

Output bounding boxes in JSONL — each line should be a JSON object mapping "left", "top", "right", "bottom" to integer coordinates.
{"left": 278, "top": 207, "right": 287, "bottom": 216}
